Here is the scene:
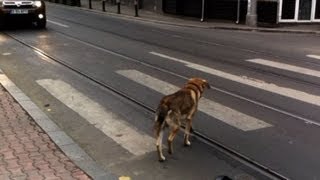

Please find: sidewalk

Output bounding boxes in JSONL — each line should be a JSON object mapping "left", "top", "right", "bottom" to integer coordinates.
{"left": 75, "top": 0, "right": 320, "bottom": 34}
{"left": 0, "top": 69, "right": 115, "bottom": 180}
{"left": 0, "top": 83, "right": 92, "bottom": 180}
{"left": 0, "top": 84, "right": 92, "bottom": 180}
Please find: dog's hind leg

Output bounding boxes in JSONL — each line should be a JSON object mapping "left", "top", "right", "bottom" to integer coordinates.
{"left": 167, "top": 125, "right": 179, "bottom": 154}
{"left": 156, "top": 126, "right": 166, "bottom": 162}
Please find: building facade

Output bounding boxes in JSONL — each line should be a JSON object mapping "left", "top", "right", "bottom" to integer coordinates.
{"left": 279, "top": 0, "right": 320, "bottom": 22}
{"left": 158, "top": 0, "right": 320, "bottom": 25}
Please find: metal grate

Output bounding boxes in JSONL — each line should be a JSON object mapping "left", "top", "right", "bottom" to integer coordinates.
{"left": 3, "top": 5, "right": 34, "bottom": 9}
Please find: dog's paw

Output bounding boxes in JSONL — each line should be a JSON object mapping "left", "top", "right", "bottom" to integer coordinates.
{"left": 184, "top": 141, "right": 191, "bottom": 147}
{"left": 159, "top": 156, "right": 166, "bottom": 162}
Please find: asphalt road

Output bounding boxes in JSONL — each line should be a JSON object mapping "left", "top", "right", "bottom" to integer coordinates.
{"left": 1, "top": 3, "right": 320, "bottom": 180}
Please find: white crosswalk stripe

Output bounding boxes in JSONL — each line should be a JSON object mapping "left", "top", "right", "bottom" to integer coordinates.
{"left": 117, "top": 69, "right": 272, "bottom": 131}
{"left": 247, "top": 58, "right": 320, "bottom": 78}
{"left": 47, "top": 20, "right": 69, "bottom": 28}
{"left": 150, "top": 51, "right": 320, "bottom": 107}
{"left": 37, "top": 79, "right": 155, "bottom": 156}
{"left": 307, "top": 54, "right": 320, "bottom": 60}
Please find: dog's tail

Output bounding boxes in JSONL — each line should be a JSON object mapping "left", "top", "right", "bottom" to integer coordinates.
{"left": 154, "top": 104, "right": 169, "bottom": 135}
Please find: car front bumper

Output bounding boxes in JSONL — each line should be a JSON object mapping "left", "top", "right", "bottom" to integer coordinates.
{"left": 0, "top": 5, "right": 46, "bottom": 22}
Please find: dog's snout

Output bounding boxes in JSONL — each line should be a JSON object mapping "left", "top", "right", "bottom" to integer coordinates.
{"left": 204, "top": 82, "right": 210, "bottom": 89}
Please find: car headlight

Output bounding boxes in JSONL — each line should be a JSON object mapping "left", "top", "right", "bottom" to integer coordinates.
{"left": 34, "top": 1, "right": 42, "bottom": 7}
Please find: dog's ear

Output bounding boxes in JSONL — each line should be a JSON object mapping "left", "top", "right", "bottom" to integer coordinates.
{"left": 202, "top": 80, "right": 210, "bottom": 89}
{"left": 188, "top": 78, "right": 210, "bottom": 89}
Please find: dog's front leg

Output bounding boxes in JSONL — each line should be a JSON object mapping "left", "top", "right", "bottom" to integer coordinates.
{"left": 184, "top": 107, "right": 196, "bottom": 146}
{"left": 184, "top": 119, "right": 192, "bottom": 146}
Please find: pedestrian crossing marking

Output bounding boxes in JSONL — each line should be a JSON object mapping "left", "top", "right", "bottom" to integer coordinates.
{"left": 307, "top": 54, "right": 320, "bottom": 60}
{"left": 247, "top": 58, "right": 320, "bottom": 78}
{"left": 37, "top": 79, "right": 155, "bottom": 156}
{"left": 150, "top": 51, "right": 320, "bottom": 107}
{"left": 47, "top": 20, "right": 69, "bottom": 28}
{"left": 117, "top": 69, "right": 272, "bottom": 131}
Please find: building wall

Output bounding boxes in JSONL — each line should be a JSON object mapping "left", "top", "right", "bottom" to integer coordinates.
{"left": 207, "top": 0, "right": 248, "bottom": 21}
{"left": 145, "top": 0, "right": 319, "bottom": 24}
{"left": 142, "top": 0, "right": 162, "bottom": 12}
{"left": 162, "top": 0, "right": 248, "bottom": 22}
{"left": 120, "top": 0, "right": 162, "bottom": 12}
{"left": 257, "top": 0, "right": 279, "bottom": 26}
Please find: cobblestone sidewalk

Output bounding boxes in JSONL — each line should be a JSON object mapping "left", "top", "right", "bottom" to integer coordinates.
{"left": 0, "top": 84, "right": 91, "bottom": 180}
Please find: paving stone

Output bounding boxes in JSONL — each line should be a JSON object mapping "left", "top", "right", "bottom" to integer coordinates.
{"left": 0, "top": 84, "right": 92, "bottom": 180}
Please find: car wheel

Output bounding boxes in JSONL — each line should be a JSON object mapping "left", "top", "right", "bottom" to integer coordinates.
{"left": 37, "top": 18, "right": 46, "bottom": 29}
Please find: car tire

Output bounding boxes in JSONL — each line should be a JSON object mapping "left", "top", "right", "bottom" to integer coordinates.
{"left": 37, "top": 18, "right": 46, "bottom": 29}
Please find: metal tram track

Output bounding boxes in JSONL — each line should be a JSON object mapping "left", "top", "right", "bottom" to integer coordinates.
{"left": 6, "top": 32, "right": 290, "bottom": 179}
{"left": 48, "top": 14, "right": 320, "bottom": 89}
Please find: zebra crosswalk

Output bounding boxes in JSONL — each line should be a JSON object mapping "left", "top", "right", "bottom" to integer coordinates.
{"left": 150, "top": 51, "right": 320, "bottom": 107}
{"left": 246, "top": 58, "right": 320, "bottom": 78}
{"left": 37, "top": 79, "right": 155, "bottom": 156}
{"left": 116, "top": 69, "right": 271, "bottom": 131}
{"left": 36, "top": 52, "right": 320, "bottom": 157}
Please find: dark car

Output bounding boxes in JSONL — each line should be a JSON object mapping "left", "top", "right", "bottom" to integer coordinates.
{"left": 0, "top": 0, "right": 46, "bottom": 29}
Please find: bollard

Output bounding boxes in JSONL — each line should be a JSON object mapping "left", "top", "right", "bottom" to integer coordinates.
{"left": 102, "top": 0, "right": 106, "bottom": 11}
{"left": 236, "top": 0, "right": 240, "bottom": 24}
{"left": 116, "top": 0, "right": 121, "bottom": 14}
{"left": 200, "top": 0, "right": 205, "bottom": 22}
{"left": 89, "top": 0, "right": 92, "bottom": 9}
{"left": 134, "top": 0, "right": 138, "bottom": 17}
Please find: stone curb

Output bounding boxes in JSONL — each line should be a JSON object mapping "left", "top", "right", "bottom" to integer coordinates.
{"left": 48, "top": 2, "right": 320, "bottom": 35}
{"left": 0, "top": 69, "right": 117, "bottom": 180}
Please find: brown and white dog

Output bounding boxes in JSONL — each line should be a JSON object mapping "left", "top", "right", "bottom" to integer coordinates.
{"left": 154, "top": 78, "right": 210, "bottom": 162}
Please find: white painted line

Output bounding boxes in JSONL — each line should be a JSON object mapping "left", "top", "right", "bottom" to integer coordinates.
{"left": 37, "top": 79, "right": 154, "bottom": 156}
{"left": 2, "top": 52, "right": 11, "bottom": 56}
{"left": 47, "top": 20, "right": 69, "bottom": 28}
{"left": 247, "top": 58, "right": 320, "bottom": 78}
{"left": 307, "top": 54, "right": 320, "bottom": 60}
{"left": 150, "top": 51, "right": 320, "bottom": 107}
{"left": 117, "top": 70, "right": 271, "bottom": 131}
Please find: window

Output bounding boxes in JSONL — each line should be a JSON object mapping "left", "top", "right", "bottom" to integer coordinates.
{"left": 315, "top": 0, "right": 320, "bottom": 19}
{"left": 282, "top": 0, "right": 296, "bottom": 19}
{"left": 298, "top": 0, "right": 312, "bottom": 20}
